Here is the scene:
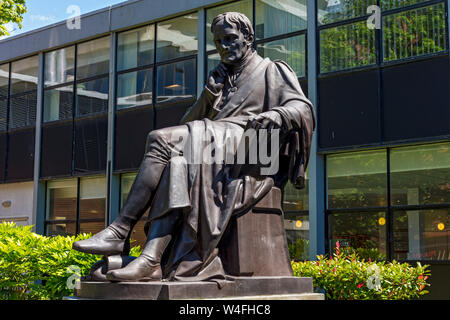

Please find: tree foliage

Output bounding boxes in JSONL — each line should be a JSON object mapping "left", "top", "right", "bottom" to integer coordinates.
{"left": 0, "top": 0, "right": 27, "bottom": 37}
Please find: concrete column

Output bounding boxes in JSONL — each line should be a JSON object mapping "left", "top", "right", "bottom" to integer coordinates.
{"left": 307, "top": 0, "right": 326, "bottom": 259}
{"left": 106, "top": 33, "right": 121, "bottom": 224}
{"left": 32, "top": 52, "right": 46, "bottom": 234}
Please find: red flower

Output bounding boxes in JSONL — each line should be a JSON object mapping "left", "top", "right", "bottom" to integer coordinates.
{"left": 424, "top": 276, "right": 429, "bottom": 281}
{"left": 357, "top": 283, "right": 365, "bottom": 289}
{"left": 418, "top": 275, "right": 423, "bottom": 280}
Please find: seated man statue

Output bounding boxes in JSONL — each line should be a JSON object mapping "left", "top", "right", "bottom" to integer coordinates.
{"left": 73, "top": 12, "right": 315, "bottom": 282}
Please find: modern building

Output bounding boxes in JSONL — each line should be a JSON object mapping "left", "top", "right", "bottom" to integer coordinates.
{"left": 0, "top": 0, "right": 448, "bottom": 298}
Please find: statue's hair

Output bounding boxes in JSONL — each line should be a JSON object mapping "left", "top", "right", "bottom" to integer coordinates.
{"left": 211, "top": 12, "right": 254, "bottom": 41}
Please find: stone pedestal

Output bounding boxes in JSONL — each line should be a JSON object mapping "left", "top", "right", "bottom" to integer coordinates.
{"left": 72, "top": 276, "right": 323, "bottom": 300}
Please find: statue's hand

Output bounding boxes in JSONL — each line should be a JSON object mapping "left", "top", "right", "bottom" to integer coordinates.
{"left": 248, "top": 111, "right": 283, "bottom": 131}
{"left": 207, "top": 63, "right": 227, "bottom": 94}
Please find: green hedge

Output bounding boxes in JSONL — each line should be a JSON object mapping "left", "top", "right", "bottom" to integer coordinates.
{"left": 0, "top": 222, "right": 141, "bottom": 300}
{"left": 292, "top": 242, "right": 431, "bottom": 300}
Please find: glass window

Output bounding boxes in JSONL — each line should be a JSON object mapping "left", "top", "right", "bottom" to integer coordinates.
{"left": 46, "top": 179, "right": 78, "bottom": 221}
{"left": 76, "top": 77, "right": 109, "bottom": 116}
{"left": 393, "top": 209, "right": 449, "bottom": 261}
{"left": 390, "top": 142, "right": 450, "bottom": 206}
{"left": 44, "top": 46, "right": 75, "bottom": 87}
{"left": 156, "top": 59, "right": 196, "bottom": 103}
{"left": 117, "top": 25, "right": 155, "bottom": 71}
{"left": 10, "top": 56, "right": 39, "bottom": 95}
{"left": 9, "top": 92, "right": 37, "bottom": 129}
{"left": 320, "top": 20, "right": 376, "bottom": 73}
{"left": 285, "top": 213, "right": 309, "bottom": 261}
{"left": 283, "top": 181, "right": 309, "bottom": 212}
{"left": 257, "top": 34, "right": 306, "bottom": 77}
{"left": 43, "top": 86, "right": 74, "bottom": 122}
{"left": 117, "top": 68, "right": 153, "bottom": 110}
{"left": 206, "top": 0, "right": 253, "bottom": 52}
{"left": 255, "top": 0, "right": 307, "bottom": 40}
{"left": 0, "top": 64, "right": 9, "bottom": 98}
{"left": 76, "top": 37, "right": 110, "bottom": 79}
{"left": 382, "top": 3, "right": 446, "bottom": 62}
{"left": 381, "top": 0, "right": 430, "bottom": 11}
{"left": 121, "top": 173, "right": 148, "bottom": 249}
{"left": 318, "top": 0, "right": 377, "bottom": 26}
{"left": 207, "top": 52, "right": 221, "bottom": 76}
{"left": 46, "top": 223, "right": 77, "bottom": 237}
{"left": 0, "top": 99, "right": 6, "bottom": 131}
{"left": 156, "top": 13, "right": 198, "bottom": 62}
{"left": 79, "top": 176, "right": 106, "bottom": 221}
{"left": 327, "top": 150, "right": 387, "bottom": 209}
{"left": 329, "top": 211, "right": 387, "bottom": 261}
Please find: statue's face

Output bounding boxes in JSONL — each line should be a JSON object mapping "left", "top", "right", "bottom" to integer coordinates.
{"left": 213, "top": 21, "right": 251, "bottom": 66}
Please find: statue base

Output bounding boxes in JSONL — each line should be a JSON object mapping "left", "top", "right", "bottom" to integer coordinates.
{"left": 71, "top": 276, "right": 323, "bottom": 300}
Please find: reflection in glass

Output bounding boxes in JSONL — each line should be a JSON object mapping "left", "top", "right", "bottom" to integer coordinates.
{"left": 46, "top": 179, "right": 78, "bottom": 221}
{"left": 327, "top": 150, "right": 387, "bottom": 209}
{"left": 320, "top": 20, "right": 376, "bottom": 73}
{"left": 157, "top": 14, "right": 198, "bottom": 62}
{"left": 381, "top": 0, "right": 429, "bottom": 11}
{"left": 10, "top": 55, "right": 39, "bottom": 95}
{"left": 207, "top": 52, "right": 221, "bottom": 76}
{"left": 257, "top": 35, "right": 306, "bottom": 77}
{"left": 43, "top": 86, "right": 73, "bottom": 122}
{"left": 79, "top": 221, "right": 106, "bottom": 235}
{"left": 393, "top": 209, "right": 449, "bottom": 261}
{"left": 383, "top": 3, "right": 446, "bottom": 62}
{"left": 117, "top": 69, "right": 153, "bottom": 110}
{"left": 329, "top": 211, "right": 387, "bottom": 260}
{"left": 206, "top": 0, "right": 253, "bottom": 51}
{"left": 76, "top": 37, "right": 110, "bottom": 79}
{"left": 284, "top": 213, "right": 309, "bottom": 261}
{"left": 76, "top": 77, "right": 109, "bottom": 116}
{"left": 318, "top": 0, "right": 376, "bottom": 25}
{"left": 121, "top": 173, "right": 148, "bottom": 249}
{"left": 117, "top": 25, "right": 155, "bottom": 71}
{"left": 0, "top": 64, "right": 9, "bottom": 98}
{"left": 255, "top": 0, "right": 307, "bottom": 40}
{"left": 157, "top": 59, "right": 196, "bottom": 103}
{"left": 0, "top": 99, "right": 6, "bottom": 131}
{"left": 391, "top": 142, "right": 450, "bottom": 206}
{"left": 79, "top": 176, "right": 106, "bottom": 220}
{"left": 46, "top": 223, "right": 77, "bottom": 237}
{"left": 283, "top": 181, "right": 309, "bottom": 211}
{"left": 9, "top": 92, "right": 37, "bottom": 129}
{"left": 44, "top": 46, "right": 75, "bottom": 87}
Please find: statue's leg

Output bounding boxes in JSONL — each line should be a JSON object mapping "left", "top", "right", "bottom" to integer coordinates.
{"left": 106, "top": 210, "right": 181, "bottom": 282}
{"left": 72, "top": 126, "right": 189, "bottom": 256}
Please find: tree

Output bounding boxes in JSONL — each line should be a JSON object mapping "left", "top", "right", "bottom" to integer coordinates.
{"left": 0, "top": 0, "right": 27, "bottom": 37}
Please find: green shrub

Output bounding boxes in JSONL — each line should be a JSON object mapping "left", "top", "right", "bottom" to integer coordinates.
{"left": 0, "top": 222, "right": 141, "bottom": 300}
{"left": 288, "top": 238, "right": 309, "bottom": 261}
{"left": 292, "top": 242, "right": 431, "bottom": 300}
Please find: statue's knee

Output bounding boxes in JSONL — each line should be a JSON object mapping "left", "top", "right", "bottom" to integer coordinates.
{"left": 146, "top": 130, "right": 165, "bottom": 152}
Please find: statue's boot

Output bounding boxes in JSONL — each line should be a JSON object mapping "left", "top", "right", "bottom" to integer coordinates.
{"left": 72, "top": 216, "right": 134, "bottom": 256}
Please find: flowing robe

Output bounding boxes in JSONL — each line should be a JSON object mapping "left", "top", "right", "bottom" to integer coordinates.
{"left": 145, "top": 53, "right": 315, "bottom": 281}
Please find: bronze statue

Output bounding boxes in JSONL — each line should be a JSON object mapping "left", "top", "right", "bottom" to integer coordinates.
{"left": 73, "top": 12, "right": 315, "bottom": 282}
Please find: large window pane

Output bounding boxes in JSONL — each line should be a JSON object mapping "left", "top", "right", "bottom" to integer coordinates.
{"left": 117, "top": 69, "right": 153, "bottom": 110}
{"left": 393, "top": 209, "right": 449, "bottom": 261}
{"left": 0, "top": 64, "right": 9, "bottom": 98}
{"left": 76, "top": 77, "right": 109, "bottom": 116}
{"left": 156, "top": 59, "right": 196, "bottom": 103}
{"left": 257, "top": 34, "right": 306, "bottom": 77}
{"left": 327, "top": 150, "right": 387, "bottom": 209}
{"left": 46, "top": 223, "right": 77, "bottom": 237}
{"left": 391, "top": 142, "right": 450, "bottom": 206}
{"left": 255, "top": 0, "right": 307, "bottom": 40}
{"left": 207, "top": 52, "right": 221, "bottom": 76}
{"left": 9, "top": 92, "right": 37, "bottom": 129}
{"left": 46, "top": 179, "right": 78, "bottom": 221}
{"left": 44, "top": 46, "right": 75, "bottom": 87}
{"left": 206, "top": 0, "right": 253, "bottom": 51}
{"left": 383, "top": 3, "right": 446, "bottom": 62}
{"left": 10, "top": 56, "right": 38, "bottom": 95}
{"left": 381, "top": 0, "right": 430, "bottom": 11}
{"left": 0, "top": 99, "right": 6, "bottom": 131}
{"left": 156, "top": 13, "right": 198, "bottom": 62}
{"left": 76, "top": 37, "right": 110, "bottom": 79}
{"left": 79, "top": 176, "right": 106, "bottom": 220}
{"left": 43, "top": 86, "right": 73, "bottom": 122}
{"left": 79, "top": 221, "right": 105, "bottom": 235}
{"left": 329, "top": 211, "right": 387, "bottom": 261}
{"left": 320, "top": 21, "right": 376, "bottom": 73}
{"left": 283, "top": 181, "right": 309, "bottom": 212}
{"left": 318, "top": 0, "right": 377, "bottom": 26}
{"left": 117, "top": 25, "right": 155, "bottom": 71}
{"left": 285, "top": 213, "right": 309, "bottom": 261}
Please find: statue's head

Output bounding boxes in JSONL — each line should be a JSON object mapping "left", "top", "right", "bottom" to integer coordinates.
{"left": 211, "top": 12, "right": 255, "bottom": 66}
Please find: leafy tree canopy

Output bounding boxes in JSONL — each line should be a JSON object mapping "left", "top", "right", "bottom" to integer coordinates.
{"left": 0, "top": 0, "right": 27, "bottom": 37}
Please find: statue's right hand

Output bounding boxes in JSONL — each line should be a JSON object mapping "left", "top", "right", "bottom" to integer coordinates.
{"left": 207, "top": 63, "right": 227, "bottom": 94}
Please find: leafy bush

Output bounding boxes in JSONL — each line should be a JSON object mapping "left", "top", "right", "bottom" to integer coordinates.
{"left": 0, "top": 222, "right": 141, "bottom": 300}
{"left": 292, "top": 242, "right": 431, "bottom": 300}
